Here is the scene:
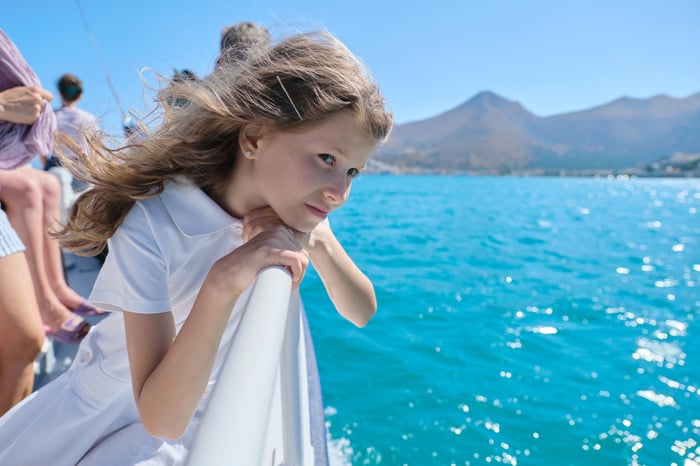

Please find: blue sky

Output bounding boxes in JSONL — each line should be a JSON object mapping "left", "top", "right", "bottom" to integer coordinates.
{"left": 3, "top": 0, "right": 699, "bottom": 136}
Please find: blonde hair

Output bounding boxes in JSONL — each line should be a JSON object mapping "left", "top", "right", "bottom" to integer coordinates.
{"left": 59, "top": 31, "right": 393, "bottom": 256}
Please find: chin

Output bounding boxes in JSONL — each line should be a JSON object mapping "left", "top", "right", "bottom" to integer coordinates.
{"left": 294, "top": 222, "right": 319, "bottom": 234}
{"left": 280, "top": 214, "right": 318, "bottom": 234}
{"left": 295, "top": 217, "right": 323, "bottom": 234}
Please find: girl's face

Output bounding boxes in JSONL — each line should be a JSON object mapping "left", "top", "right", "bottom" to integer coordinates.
{"left": 246, "top": 111, "right": 377, "bottom": 233}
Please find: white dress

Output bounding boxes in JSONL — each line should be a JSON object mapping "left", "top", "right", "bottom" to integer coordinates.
{"left": 0, "top": 180, "right": 304, "bottom": 465}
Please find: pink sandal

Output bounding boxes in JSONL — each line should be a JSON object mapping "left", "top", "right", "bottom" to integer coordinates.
{"left": 71, "top": 298, "right": 105, "bottom": 317}
{"left": 44, "top": 314, "right": 90, "bottom": 344}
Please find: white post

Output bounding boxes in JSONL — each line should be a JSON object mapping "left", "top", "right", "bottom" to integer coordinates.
{"left": 186, "top": 266, "right": 292, "bottom": 466}
{"left": 280, "top": 292, "right": 314, "bottom": 466}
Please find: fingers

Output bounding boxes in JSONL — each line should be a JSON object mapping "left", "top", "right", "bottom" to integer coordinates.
{"left": 0, "top": 86, "right": 53, "bottom": 124}
{"left": 252, "top": 229, "right": 308, "bottom": 283}
{"left": 245, "top": 206, "right": 276, "bottom": 220}
{"left": 293, "top": 229, "right": 311, "bottom": 249}
{"left": 279, "top": 249, "right": 309, "bottom": 284}
{"left": 242, "top": 207, "right": 312, "bottom": 251}
{"left": 33, "top": 87, "right": 54, "bottom": 103}
{"left": 18, "top": 86, "right": 52, "bottom": 103}
{"left": 210, "top": 228, "right": 307, "bottom": 297}
{"left": 242, "top": 206, "right": 289, "bottom": 242}
{"left": 227, "top": 210, "right": 311, "bottom": 292}
{"left": 242, "top": 221, "right": 267, "bottom": 242}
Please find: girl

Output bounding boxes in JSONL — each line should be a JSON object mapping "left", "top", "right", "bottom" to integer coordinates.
{"left": 0, "top": 30, "right": 392, "bottom": 464}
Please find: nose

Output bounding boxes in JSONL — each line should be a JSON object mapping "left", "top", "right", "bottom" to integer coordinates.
{"left": 323, "top": 173, "right": 349, "bottom": 206}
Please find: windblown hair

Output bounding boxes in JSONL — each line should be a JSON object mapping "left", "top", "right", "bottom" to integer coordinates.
{"left": 218, "top": 22, "right": 271, "bottom": 66}
{"left": 59, "top": 31, "right": 393, "bottom": 256}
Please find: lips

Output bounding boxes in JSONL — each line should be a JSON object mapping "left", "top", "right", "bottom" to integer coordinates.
{"left": 305, "top": 203, "right": 329, "bottom": 219}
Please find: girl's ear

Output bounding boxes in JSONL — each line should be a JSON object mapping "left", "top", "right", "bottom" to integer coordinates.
{"left": 238, "top": 124, "right": 265, "bottom": 156}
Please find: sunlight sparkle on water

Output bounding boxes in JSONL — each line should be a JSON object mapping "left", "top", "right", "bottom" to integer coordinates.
{"left": 655, "top": 278, "right": 679, "bottom": 288}
{"left": 527, "top": 326, "right": 558, "bottom": 335}
{"left": 636, "top": 390, "right": 676, "bottom": 408}
{"left": 633, "top": 337, "right": 685, "bottom": 367}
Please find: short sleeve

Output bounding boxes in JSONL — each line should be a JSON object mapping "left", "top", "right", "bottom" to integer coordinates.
{"left": 89, "top": 204, "right": 171, "bottom": 314}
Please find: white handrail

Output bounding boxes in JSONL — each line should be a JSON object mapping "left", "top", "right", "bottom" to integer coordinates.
{"left": 280, "top": 291, "right": 313, "bottom": 466}
{"left": 186, "top": 266, "right": 300, "bottom": 465}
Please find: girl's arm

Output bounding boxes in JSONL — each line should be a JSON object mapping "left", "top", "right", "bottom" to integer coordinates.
{"left": 124, "top": 226, "right": 308, "bottom": 439}
{"left": 244, "top": 208, "right": 377, "bottom": 327}
{"left": 303, "top": 222, "right": 376, "bottom": 327}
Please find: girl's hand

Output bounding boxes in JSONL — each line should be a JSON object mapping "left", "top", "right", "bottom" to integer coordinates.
{"left": 243, "top": 206, "right": 318, "bottom": 250}
{"left": 0, "top": 86, "right": 53, "bottom": 124}
{"left": 207, "top": 210, "right": 309, "bottom": 297}
{"left": 242, "top": 206, "right": 311, "bottom": 279}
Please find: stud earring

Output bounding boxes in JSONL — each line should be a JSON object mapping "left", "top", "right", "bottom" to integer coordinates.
{"left": 244, "top": 150, "right": 253, "bottom": 159}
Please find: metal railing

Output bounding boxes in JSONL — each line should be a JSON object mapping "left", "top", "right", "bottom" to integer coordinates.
{"left": 186, "top": 266, "right": 314, "bottom": 466}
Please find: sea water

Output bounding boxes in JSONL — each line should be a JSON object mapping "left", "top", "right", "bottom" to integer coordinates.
{"left": 301, "top": 176, "right": 699, "bottom": 466}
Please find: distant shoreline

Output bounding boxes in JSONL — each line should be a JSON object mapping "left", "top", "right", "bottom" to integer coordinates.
{"left": 365, "top": 167, "right": 700, "bottom": 178}
{"left": 365, "top": 156, "right": 700, "bottom": 178}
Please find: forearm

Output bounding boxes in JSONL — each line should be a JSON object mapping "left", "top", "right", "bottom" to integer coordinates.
{"left": 130, "top": 283, "right": 239, "bottom": 439}
{"left": 307, "top": 226, "right": 377, "bottom": 327}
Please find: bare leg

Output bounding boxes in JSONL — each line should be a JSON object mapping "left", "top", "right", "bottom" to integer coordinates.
{"left": 0, "top": 167, "right": 80, "bottom": 331}
{"left": 28, "top": 167, "right": 85, "bottom": 309}
{"left": 0, "top": 251, "right": 44, "bottom": 415}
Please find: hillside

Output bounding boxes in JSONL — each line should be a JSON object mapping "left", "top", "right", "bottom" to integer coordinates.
{"left": 375, "top": 91, "right": 700, "bottom": 174}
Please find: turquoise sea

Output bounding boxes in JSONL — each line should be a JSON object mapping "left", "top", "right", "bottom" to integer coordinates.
{"left": 301, "top": 176, "right": 700, "bottom": 466}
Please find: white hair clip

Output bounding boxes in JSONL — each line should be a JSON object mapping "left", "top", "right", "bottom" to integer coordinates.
{"left": 276, "top": 75, "right": 303, "bottom": 121}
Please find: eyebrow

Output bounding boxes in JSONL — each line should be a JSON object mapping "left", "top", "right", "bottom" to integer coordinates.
{"left": 331, "top": 146, "right": 347, "bottom": 157}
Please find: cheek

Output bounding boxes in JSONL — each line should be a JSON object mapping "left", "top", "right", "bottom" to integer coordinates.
{"left": 266, "top": 166, "right": 308, "bottom": 206}
{"left": 261, "top": 153, "right": 321, "bottom": 205}
{"left": 293, "top": 158, "right": 324, "bottom": 188}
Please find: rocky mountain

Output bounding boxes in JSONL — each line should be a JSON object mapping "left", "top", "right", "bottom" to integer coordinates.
{"left": 375, "top": 91, "right": 700, "bottom": 173}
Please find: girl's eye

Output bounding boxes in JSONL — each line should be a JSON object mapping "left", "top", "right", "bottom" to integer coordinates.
{"left": 318, "top": 153, "right": 335, "bottom": 165}
{"left": 318, "top": 153, "right": 360, "bottom": 178}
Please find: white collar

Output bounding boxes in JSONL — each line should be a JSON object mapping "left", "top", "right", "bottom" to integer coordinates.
{"left": 160, "top": 179, "right": 242, "bottom": 237}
